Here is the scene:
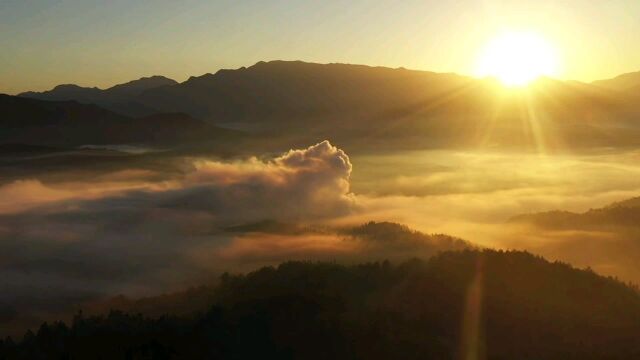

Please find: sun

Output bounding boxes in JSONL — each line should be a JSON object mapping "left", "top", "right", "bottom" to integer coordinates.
{"left": 475, "top": 31, "right": 560, "bottom": 87}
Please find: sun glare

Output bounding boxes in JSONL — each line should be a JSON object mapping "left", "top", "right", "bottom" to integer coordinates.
{"left": 476, "top": 31, "right": 560, "bottom": 87}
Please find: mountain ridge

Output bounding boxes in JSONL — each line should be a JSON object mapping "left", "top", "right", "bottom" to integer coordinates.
{"left": 19, "top": 75, "right": 177, "bottom": 117}
{"left": 0, "top": 94, "right": 242, "bottom": 147}
{"left": 509, "top": 195, "right": 640, "bottom": 229}
{"left": 20, "top": 60, "right": 640, "bottom": 96}
{"left": 14, "top": 60, "right": 640, "bottom": 152}
{"left": 4, "top": 249, "right": 640, "bottom": 359}
{"left": 20, "top": 75, "right": 176, "bottom": 97}
{"left": 592, "top": 71, "right": 640, "bottom": 91}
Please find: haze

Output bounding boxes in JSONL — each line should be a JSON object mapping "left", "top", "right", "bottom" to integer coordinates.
{"left": 2, "top": 1, "right": 640, "bottom": 358}
{"left": 3, "top": 0, "right": 640, "bottom": 94}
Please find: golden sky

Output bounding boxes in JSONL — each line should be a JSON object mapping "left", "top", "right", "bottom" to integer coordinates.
{"left": 1, "top": 0, "right": 639, "bottom": 94}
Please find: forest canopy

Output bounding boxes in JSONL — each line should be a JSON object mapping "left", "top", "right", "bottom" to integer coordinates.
{"left": 3, "top": 249, "right": 640, "bottom": 359}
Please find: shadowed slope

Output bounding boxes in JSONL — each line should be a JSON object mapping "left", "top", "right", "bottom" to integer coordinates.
{"left": 592, "top": 71, "right": 640, "bottom": 91}
{"left": 0, "top": 94, "right": 242, "bottom": 147}
{"left": 134, "top": 61, "right": 640, "bottom": 152}
{"left": 3, "top": 250, "right": 640, "bottom": 359}
{"left": 19, "top": 76, "right": 177, "bottom": 117}
{"left": 16, "top": 61, "right": 640, "bottom": 152}
{"left": 510, "top": 195, "right": 640, "bottom": 229}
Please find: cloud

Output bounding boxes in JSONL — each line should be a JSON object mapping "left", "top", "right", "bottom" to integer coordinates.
{"left": 0, "top": 140, "right": 355, "bottom": 221}
{"left": 0, "top": 180, "right": 74, "bottom": 214}
{"left": 0, "top": 141, "right": 358, "bottom": 334}
{"left": 177, "top": 140, "right": 355, "bottom": 222}
{"left": 0, "top": 169, "right": 169, "bottom": 215}
{"left": 4, "top": 141, "right": 640, "bottom": 335}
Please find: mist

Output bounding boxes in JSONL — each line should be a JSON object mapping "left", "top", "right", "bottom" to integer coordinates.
{"left": 3, "top": 143, "right": 640, "bottom": 324}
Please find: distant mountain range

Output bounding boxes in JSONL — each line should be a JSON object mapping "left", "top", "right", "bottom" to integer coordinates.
{"left": 0, "top": 94, "right": 241, "bottom": 147}
{"left": 19, "top": 62, "right": 640, "bottom": 119}
{"left": 19, "top": 76, "right": 177, "bottom": 117}
{"left": 510, "top": 196, "right": 640, "bottom": 229}
{"left": 507, "top": 195, "right": 640, "bottom": 283}
{"left": 9, "top": 61, "right": 640, "bottom": 151}
{"left": 592, "top": 71, "right": 640, "bottom": 92}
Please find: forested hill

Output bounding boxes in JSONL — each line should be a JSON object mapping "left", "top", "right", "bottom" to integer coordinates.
{"left": 3, "top": 249, "right": 640, "bottom": 359}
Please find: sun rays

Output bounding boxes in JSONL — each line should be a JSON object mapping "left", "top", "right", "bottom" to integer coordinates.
{"left": 476, "top": 31, "right": 561, "bottom": 87}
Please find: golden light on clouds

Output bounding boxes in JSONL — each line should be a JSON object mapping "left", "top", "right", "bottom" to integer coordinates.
{"left": 475, "top": 31, "right": 561, "bottom": 86}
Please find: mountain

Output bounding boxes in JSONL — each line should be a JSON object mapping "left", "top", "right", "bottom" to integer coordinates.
{"left": 17, "top": 61, "right": 640, "bottom": 151}
{"left": 506, "top": 196, "right": 640, "bottom": 283}
{"left": 19, "top": 76, "right": 177, "bottom": 117}
{"left": 0, "top": 219, "right": 473, "bottom": 340}
{"left": 607, "top": 196, "right": 640, "bottom": 209}
{"left": 509, "top": 196, "right": 640, "bottom": 229}
{"left": 3, "top": 250, "right": 640, "bottom": 359}
{"left": 83, "top": 220, "right": 470, "bottom": 318}
{"left": 103, "top": 76, "right": 178, "bottom": 97}
{"left": 20, "top": 84, "right": 103, "bottom": 103}
{"left": 0, "top": 94, "right": 241, "bottom": 147}
{"left": 592, "top": 71, "right": 640, "bottom": 91}
{"left": 136, "top": 60, "right": 474, "bottom": 122}
{"left": 133, "top": 61, "right": 640, "bottom": 151}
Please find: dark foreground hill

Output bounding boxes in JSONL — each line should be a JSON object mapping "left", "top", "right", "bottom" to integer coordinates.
{"left": 3, "top": 250, "right": 640, "bottom": 359}
{"left": 0, "top": 221, "right": 470, "bottom": 338}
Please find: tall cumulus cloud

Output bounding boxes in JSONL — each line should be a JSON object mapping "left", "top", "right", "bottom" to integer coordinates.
{"left": 0, "top": 141, "right": 356, "bottom": 335}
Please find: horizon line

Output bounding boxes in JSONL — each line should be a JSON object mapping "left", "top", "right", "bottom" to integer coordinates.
{"left": 5, "top": 59, "right": 637, "bottom": 96}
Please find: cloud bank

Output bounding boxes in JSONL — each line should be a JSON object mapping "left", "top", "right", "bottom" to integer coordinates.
{"left": 3, "top": 140, "right": 640, "bottom": 336}
{"left": 0, "top": 141, "right": 359, "bottom": 334}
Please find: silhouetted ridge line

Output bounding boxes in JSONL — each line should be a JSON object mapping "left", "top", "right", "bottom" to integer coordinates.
{"left": 3, "top": 250, "right": 640, "bottom": 359}
{"left": 0, "top": 94, "right": 243, "bottom": 147}
{"left": 509, "top": 195, "right": 640, "bottom": 229}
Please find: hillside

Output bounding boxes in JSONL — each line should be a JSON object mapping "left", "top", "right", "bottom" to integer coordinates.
{"left": 505, "top": 196, "right": 640, "bottom": 283}
{"left": 592, "top": 71, "right": 640, "bottom": 91}
{"left": 509, "top": 196, "right": 640, "bottom": 229}
{"left": 19, "top": 76, "right": 177, "bottom": 117}
{"left": 0, "top": 221, "right": 472, "bottom": 339}
{"left": 0, "top": 94, "right": 242, "bottom": 147}
{"left": 136, "top": 61, "right": 474, "bottom": 122}
{"left": 3, "top": 250, "right": 640, "bottom": 359}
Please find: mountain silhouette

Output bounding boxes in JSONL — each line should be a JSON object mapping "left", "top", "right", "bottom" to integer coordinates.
{"left": 0, "top": 221, "right": 471, "bottom": 339}
{"left": 135, "top": 60, "right": 473, "bottom": 123}
{"left": 19, "top": 76, "right": 177, "bottom": 117}
{"left": 592, "top": 71, "right": 640, "bottom": 91}
{"left": 132, "top": 62, "right": 628, "bottom": 114}
{"left": 15, "top": 61, "right": 640, "bottom": 151}
{"left": 0, "top": 94, "right": 241, "bottom": 147}
{"left": 509, "top": 196, "right": 640, "bottom": 229}
{"left": 503, "top": 195, "right": 640, "bottom": 284}
{"left": 3, "top": 250, "right": 640, "bottom": 359}
{"left": 103, "top": 76, "right": 178, "bottom": 97}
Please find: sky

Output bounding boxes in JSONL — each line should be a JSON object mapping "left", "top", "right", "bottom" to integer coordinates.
{"left": 1, "top": 0, "right": 640, "bottom": 94}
